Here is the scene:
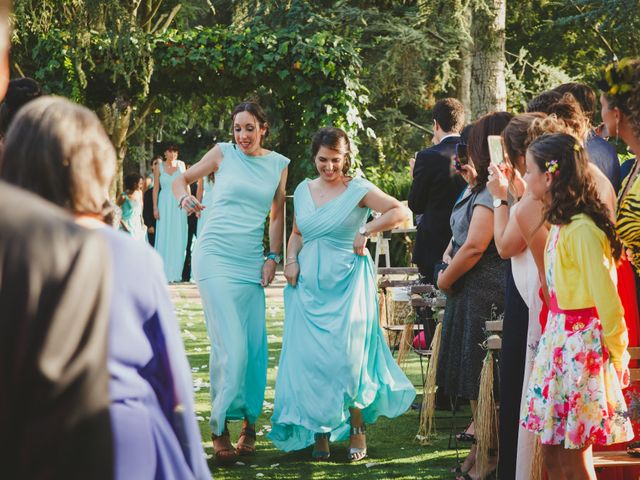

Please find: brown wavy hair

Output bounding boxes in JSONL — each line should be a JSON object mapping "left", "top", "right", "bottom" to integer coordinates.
{"left": 502, "top": 112, "right": 546, "bottom": 171}
{"left": 527, "top": 133, "right": 621, "bottom": 259}
{"left": 467, "top": 111, "right": 513, "bottom": 193}
{"left": 311, "top": 126, "right": 352, "bottom": 175}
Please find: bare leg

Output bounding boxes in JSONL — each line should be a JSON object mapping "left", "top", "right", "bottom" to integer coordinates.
{"left": 541, "top": 444, "right": 567, "bottom": 480}
{"left": 349, "top": 408, "right": 367, "bottom": 462}
{"left": 557, "top": 445, "right": 596, "bottom": 480}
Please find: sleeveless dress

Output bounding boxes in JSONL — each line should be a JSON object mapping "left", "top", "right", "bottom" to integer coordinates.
{"left": 521, "top": 224, "right": 634, "bottom": 447}
{"left": 155, "top": 161, "right": 188, "bottom": 282}
{"left": 436, "top": 187, "right": 506, "bottom": 400}
{"left": 196, "top": 177, "right": 214, "bottom": 238}
{"left": 193, "top": 142, "right": 289, "bottom": 435}
{"left": 268, "top": 178, "right": 416, "bottom": 451}
{"left": 120, "top": 194, "right": 146, "bottom": 241}
{"left": 509, "top": 207, "right": 543, "bottom": 479}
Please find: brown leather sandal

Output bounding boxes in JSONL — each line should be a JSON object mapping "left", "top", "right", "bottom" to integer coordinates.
{"left": 236, "top": 425, "right": 257, "bottom": 456}
{"left": 212, "top": 429, "right": 237, "bottom": 465}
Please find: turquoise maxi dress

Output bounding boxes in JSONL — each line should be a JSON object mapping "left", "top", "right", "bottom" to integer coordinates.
{"left": 196, "top": 177, "right": 214, "bottom": 239}
{"left": 192, "top": 142, "right": 289, "bottom": 435}
{"left": 155, "top": 161, "right": 188, "bottom": 282}
{"left": 269, "top": 177, "right": 416, "bottom": 451}
{"left": 120, "top": 194, "right": 146, "bottom": 242}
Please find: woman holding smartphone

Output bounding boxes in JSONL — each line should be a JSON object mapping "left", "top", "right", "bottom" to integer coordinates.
{"left": 436, "top": 111, "right": 512, "bottom": 480}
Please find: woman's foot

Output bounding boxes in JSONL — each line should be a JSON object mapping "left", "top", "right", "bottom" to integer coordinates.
{"left": 212, "top": 429, "right": 237, "bottom": 465}
{"left": 456, "top": 449, "right": 496, "bottom": 480}
{"left": 312, "top": 432, "right": 330, "bottom": 461}
{"left": 451, "top": 443, "right": 476, "bottom": 474}
{"left": 236, "top": 421, "right": 257, "bottom": 456}
{"left": 348, "top": 424, "right": 367, "bottom": 463}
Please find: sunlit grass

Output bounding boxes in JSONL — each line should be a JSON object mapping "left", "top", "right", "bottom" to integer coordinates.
{"left": 171, "top": 283, "right": 470, "bottom": 479}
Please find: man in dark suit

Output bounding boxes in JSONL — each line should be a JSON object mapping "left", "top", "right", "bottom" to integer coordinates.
{"left": 408, "top": 98, "right": 467, "bottom": 280}
{"left": 143, "top": 155, "right": 162, "bottom": 246}
{"left": 0, "top": 3, "right": 113, "bottom": 477}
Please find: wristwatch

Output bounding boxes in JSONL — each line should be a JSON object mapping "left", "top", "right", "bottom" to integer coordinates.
{"left": 266, "top": 251, "right": 282, "bottom": 263}
{"left": 492, "top": 198, "right": 508, "bottom": 208}
{"left": 358, "top": 225, "right": 371, "bottom": 238}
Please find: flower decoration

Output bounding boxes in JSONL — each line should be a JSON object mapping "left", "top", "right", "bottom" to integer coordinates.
{"left": 573, "top": 142, "right": 581, "bottom": 152}
{"left": 545, "top": 159, "right": 559, "bottom": 175}
{"left": 597, "top": 58, "right": 636, "bottom": 97}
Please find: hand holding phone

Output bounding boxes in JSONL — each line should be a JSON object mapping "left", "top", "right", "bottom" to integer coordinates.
{"left": 488, "top": 135, "right": 505, "bottom": 166}
{"left": 455, "top": 142, "right": 468, "bottom": 170}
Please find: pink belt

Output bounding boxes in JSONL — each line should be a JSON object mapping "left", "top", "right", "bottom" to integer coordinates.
{"left": 548, "top": 294, "right": 598, "bottom": 333}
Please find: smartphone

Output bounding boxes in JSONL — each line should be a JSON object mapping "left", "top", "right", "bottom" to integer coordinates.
{"left": 488, "top": 135, "right": 505, "bottom": 165}
{"left": 454, "top": 143, "right": 468, "bottom": 170}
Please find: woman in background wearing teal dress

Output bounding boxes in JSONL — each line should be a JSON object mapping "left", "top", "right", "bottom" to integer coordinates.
{"left": 117, "top": 172, "right": 146, "bottom": 241}
{"left": 195, "top": 173, "right": 214, "bottom": 238}
{"left": 173, "top": 102, "right": 288, "bottom": 465}
{"left": 153, "top": 142, "right": 188, "bottom": 282}
{"left": 269, "top": 127, "right": 416, "bottom": 462}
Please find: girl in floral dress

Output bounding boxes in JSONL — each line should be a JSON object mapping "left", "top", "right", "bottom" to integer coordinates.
{"left": 520, "top": 133, "right": 634, "bottom": 478}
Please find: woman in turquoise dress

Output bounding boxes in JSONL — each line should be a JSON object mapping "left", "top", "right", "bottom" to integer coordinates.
{"left": 196, "top": 174, "right": 214, "bottom": 238}
{"left": 153, "top": 142, "right": 188, "bottom": 282}
{"left": 173, "top": 102, "right": 288, "bottom": 464}
{"left": 269, "top": 127, "right": 416, "bottom": 462}
{"left": 118, "top": 172, "right": 146, "bottom": 241}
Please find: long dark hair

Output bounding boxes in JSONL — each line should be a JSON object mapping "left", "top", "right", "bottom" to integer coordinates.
{"left": 527, "top": 133, "right": 621, "bottom": 259}
{"left": 311, "top": 127, "right": 352, "bottom": 175}
{"left": 467, "top": 111, "right": 513, "bottom": 193}
{"left": 231, "top": 101, "right": 269, "bottom": 142}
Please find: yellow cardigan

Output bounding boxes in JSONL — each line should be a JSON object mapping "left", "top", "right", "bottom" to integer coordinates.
{"left": 548, "top": 214, "right": 629, "bottom": 370}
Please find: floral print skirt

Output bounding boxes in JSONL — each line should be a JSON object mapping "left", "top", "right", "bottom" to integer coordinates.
{"left": 520, "top": 305, "right": 634, "bottom": 448}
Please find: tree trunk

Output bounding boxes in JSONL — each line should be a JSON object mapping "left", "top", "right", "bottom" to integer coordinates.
{"left": 469, "top": 0, "right": 507, "bottom": 120}
{"left": 458, "top": 8, "right": 473, "bottom": 114}
{"left": 97, "top": 98, "right": 132, "bottom": 197}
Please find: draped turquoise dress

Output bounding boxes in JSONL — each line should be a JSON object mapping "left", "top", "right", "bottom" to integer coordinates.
{"left": 269, "top": 177, "right": 416, "bottom": 451}
{"left": 193, "top": 142, "right": 289, "bottom": 435}
{"left": 155, "top": 161, "right": 188, "bottom": 282}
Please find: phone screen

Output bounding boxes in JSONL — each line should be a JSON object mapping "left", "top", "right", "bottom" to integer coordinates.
{"left": 487, "top": 135, "right": 505, "bottom": 165}
{"left": 455, "top": 143, "right": 468, "bottom": 170}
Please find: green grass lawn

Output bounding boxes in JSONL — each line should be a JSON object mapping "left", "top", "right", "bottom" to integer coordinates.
{"left": 172, "top": 284, "right": 471, "bottom": 479}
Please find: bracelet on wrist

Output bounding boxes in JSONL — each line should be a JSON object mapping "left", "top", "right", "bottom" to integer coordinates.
{"left": 285, "top": 259, "right": 298, "bottom": 266}
{"left": 178, "top": 194, "right": 189, "bottom": 209}
{"left": 265, "top": 251, "right": 282, "bottom": 263}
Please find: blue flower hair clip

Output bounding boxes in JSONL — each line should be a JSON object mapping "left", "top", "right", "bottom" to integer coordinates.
{"left": 545, "top": 159, "right": 559, "bottom": 175}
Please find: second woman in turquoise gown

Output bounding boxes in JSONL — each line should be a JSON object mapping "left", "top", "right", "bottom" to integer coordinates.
{"left": 153, "top": 144, "right": 188, "bottom": 282}
{"left": 269, "top": 127, "right": 415, "bottom": 462}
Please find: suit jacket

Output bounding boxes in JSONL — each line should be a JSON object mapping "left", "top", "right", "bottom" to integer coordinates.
{"left": 586, "top": 130, "right": 621, "bottom": 193}
{"left": 0, "top": 182, "right": 113, "bottom": 480}
{"left": 408, "top": 136, "right": 466, "bottom": 277}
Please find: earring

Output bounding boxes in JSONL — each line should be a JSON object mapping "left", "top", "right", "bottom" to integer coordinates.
{"left": 616, "top": 117, "right": 620, "bottom": 143}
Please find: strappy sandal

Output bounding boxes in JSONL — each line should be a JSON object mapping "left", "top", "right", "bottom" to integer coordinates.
{"left": 212, "top": 428, "right": 237, "bottom": 465}
{"left": 312, "top": 432, "right": 331, "bottom": 461}
{"left": 348, "top": 424, "right": 367, "bottom": 463}
{"left": 236, "top": 425, "right": 257, "bottom": 456}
